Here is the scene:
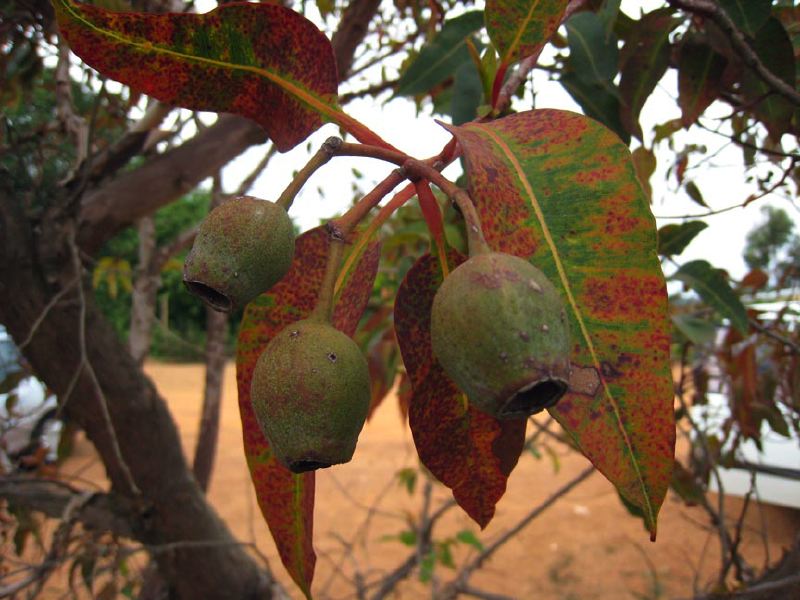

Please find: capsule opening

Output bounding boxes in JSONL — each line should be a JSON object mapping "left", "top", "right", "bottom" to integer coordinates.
{"left": 289, "top": 460, "right": 331, "bottom": 473}
{"left": 500, "top": 378, "right": 568, "bottom": 418}
{"left": 183, "top": 280, "right": 233, "bottom": 313}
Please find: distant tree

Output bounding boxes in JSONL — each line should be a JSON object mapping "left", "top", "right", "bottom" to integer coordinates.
{"left": 744, "top": 206, "right": 800, "bottom": 287}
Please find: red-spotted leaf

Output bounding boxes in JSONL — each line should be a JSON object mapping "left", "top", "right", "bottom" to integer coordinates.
{"left": 444, "top": 110, "right": 674, "bottom": 539}
{"left": 678, "top": 37, "right": 727, "bottom": 127}
{"left": 236, "top": 227, "right": 380, "bottom": 596}
{"left": 53, "top": 0, "right": 356, "bottom": 151}
{"left": 486, "top": 0, "right": 568, "bottom": 67}
{"left": 394, "top": 253, "right": 526, "bottom": 528}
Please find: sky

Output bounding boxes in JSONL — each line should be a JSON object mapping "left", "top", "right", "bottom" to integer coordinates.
{"left": 192, "top": 0, "right": 799, "bottom": 280}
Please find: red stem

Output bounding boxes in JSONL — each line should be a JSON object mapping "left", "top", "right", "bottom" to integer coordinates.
{"left": 490, "top": 63, "right": 509, "bottom": 110}
{"left": 414, "top": 181, "right": 448, "bottom": 260}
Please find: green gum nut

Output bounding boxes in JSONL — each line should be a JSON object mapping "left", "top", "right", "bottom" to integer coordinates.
{"left": 183, "top": 196, "right": 295, "bottom": 312}
{"left": 251, "top": 319, "right": 371, "bottom": 473}
{"left": 431, "top": 252, "right": 571, "bottom": 419}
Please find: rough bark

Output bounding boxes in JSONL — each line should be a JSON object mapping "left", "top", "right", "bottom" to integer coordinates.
{"left": 77, "top": 115, "right": 267, "bottom": 255}
{"left": 0, "top": 478, "right": 137, "bottom": 538}
{"left": 193, "top": 307, "right": 227, "bottom": 492}
{"left": 0, "top": 191, "right": 272, "bottom": 599}
{"left": 129, "top": 215, "right": 159, "bottom": 366}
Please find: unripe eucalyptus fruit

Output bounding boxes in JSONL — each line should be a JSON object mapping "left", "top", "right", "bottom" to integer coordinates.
{"left": 183, "top": 196, "right": 294, "bottom": 312}
{"left": 431, "top": 252, "right": 571, "bottom": 419}
{"left": 251, "top": 319, "right": 371, "bottom": 473}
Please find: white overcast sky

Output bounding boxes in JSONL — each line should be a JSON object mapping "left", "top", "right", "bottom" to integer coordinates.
{"left": 191, "top": 0, "right": 798, "bottom": 279}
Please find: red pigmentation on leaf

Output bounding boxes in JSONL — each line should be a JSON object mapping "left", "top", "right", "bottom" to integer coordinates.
{"left": 445, "top": 110, "right": 675, "bottom": 539}
{"left": 236, "top": 228, "right": 379, "bottom": 595}
{"left": 53, "top": 0, "right": 339, "bottom": 152}
{"left": 394, "top": 253, "right": 526, "bottom": 528}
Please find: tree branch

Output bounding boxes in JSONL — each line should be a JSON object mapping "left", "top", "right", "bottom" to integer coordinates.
{"left": 0, "top": 477, "right": 136, "bottom": 538}
{"left": 667, "top": 0, "right": 800, "bottom": 107}
{"left": 77, "top": 114, "right": 267, "bottom": 254}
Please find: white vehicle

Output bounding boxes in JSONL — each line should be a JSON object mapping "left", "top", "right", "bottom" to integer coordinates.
{"left": 0, "top": 326, "right": 62, "bottom": 472}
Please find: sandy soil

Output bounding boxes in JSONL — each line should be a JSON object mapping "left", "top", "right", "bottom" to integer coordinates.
{"left": 41, "top": 361, "right": 800, "bottom": 598}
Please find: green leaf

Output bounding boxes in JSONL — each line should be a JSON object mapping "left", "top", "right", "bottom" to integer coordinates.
{"left": 684, "top": 181, "right": 708, "bottom": 208}
{"left": 657, "top": 221, "right": 708, "bottom": 256}
{"left": 486, "top": 0, "right": 568, "bottom": 67}
{"left": 451, "top": 61, "right": 484, "bottom": 125}
{"left": 718, "top": 0, "right": 773, "bottom": 36}
{"left": 395, "top": 11, "right": 485, "bottom": 97}
{"left": 445, "top": 110, "right": 675, "bottom": 540}
{"left": 52, "top": 1, "right": 374, "bottom": 151}
{"left": 395, "top": 467, "right": 418, "bottom": 495}
{"left": 565, "top": 11, "right": 619, "bottom": 84}
{"left": 455, "top": 529, "right": 484, "bottom": 551}
{"left": 741, "top": 17, "right": 796, "bottom": 141}
{"left": 618, "top": 9, "right": 676, "bottom": 140}
{"left": 236, "top": 228, "right": 380, "bottom": 597}
{"left": 671, "top": 314, "right": 718, "bottom": 345}
{"left": 419, "top": 550, "right": 436, "bottom": 583}
{"left": 677, "top": 37, "right": 727, "bottom": 127}
{"left": 673, "top": 259, "right": 749, "bottom": 334}
{"left": 436, "top": 541, "right": 456, "bottom": 569}
{"left": 631, "top": 147, "right": 656, "bottom": 201}
{"left": 399, "top": 530, "right": 417, "bottom": 546}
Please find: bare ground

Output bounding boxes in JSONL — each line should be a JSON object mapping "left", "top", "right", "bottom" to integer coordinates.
{"left": 41, "top": 361, "right": 800, "bottom": 598}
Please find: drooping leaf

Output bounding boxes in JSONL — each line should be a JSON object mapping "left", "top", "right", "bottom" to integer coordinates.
{"left": 718, "top": 0, "right": 773, "bottom": 36}
{"left": 678, "top": 38, "right": 728, "bottom": 127}
{"left": 740, "top": 17, "right": 796, "bottom": 141}
{"left": 395, "top": 11, "right": 485, "bottom": 97}
{"left": 485, "top": 0, "right": 568, "bottom": 67}
{"left": 236, "top": 227, "right": 380, "bottom": 596}
{"left": 52, "top": 0, "right": 364, "bottom": 151}
{"left": 673, "top": 259, "right": 749, "bottom": 334}
{"left": 445, "top": 110, "right": 674, "bottom": 539}
{"left": 657, "top": 221, "right": 708, "bottom": 256}
{"left": 672, "top": 314, "right": 718, "bottom": 345}
{"left": 394, "top": 253, "right": 526, "bottom": 528}
{"left": 684, "top": 181, "right": 708, "bottom": 208}
{"left": 451, "top": 61, "right": 484, "bottom": 125}
{"left": 565, "top": 11, "right": 619, "bottom": 84}
{"left": 618, "top": 8, "right": 676, "bottom": 140}
{"left": 775, "top": 6, "right": 800, "bottom": 71}
{"left": 631, "top": 147, "right": 656, "bottom": 201}
{"left": 561, "top": 10, "right": 628, "bottom": 143}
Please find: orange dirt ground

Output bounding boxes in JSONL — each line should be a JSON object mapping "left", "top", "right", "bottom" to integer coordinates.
{"left": 37, "top": 361, "right": 800, "bottom": 598}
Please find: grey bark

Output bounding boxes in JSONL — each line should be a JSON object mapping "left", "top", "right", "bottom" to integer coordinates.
{"left": 129, "top": 215, "right": 159, "bottom": 366}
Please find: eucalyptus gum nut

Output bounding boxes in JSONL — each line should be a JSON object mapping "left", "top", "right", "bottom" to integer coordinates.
{"left": 430, "top": 252, "right": 571, "bottom": 419}
{"left": 251, "top": 319, "right": 371, "bottom": 473}
{"left": 183, "top": 196, "right": 295, "bottom": 312}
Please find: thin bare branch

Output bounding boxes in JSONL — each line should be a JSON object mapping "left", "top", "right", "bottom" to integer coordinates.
{"left": 440, "top": 466, "right": 596, "bottom": 599}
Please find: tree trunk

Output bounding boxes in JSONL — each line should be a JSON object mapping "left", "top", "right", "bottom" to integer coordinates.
{"left": 193, "top": 307, "right": 228, "bottom": 492}
{"left": 0, "top": 192, "right": 273, "bottom": 599}
{"left": 129, "top": 215, "right": 159, "bottom": 365}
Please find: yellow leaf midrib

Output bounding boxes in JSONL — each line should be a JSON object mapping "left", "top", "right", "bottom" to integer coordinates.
{"left": 57, "top": 0, "right": 337, "bottom": 121}
{"left": 470, "top": 121, "right": 656, "bottom": 532}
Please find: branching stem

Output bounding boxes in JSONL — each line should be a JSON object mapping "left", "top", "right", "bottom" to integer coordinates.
{"left": 402, "top": 158, "right": 490, "bottom": 256}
